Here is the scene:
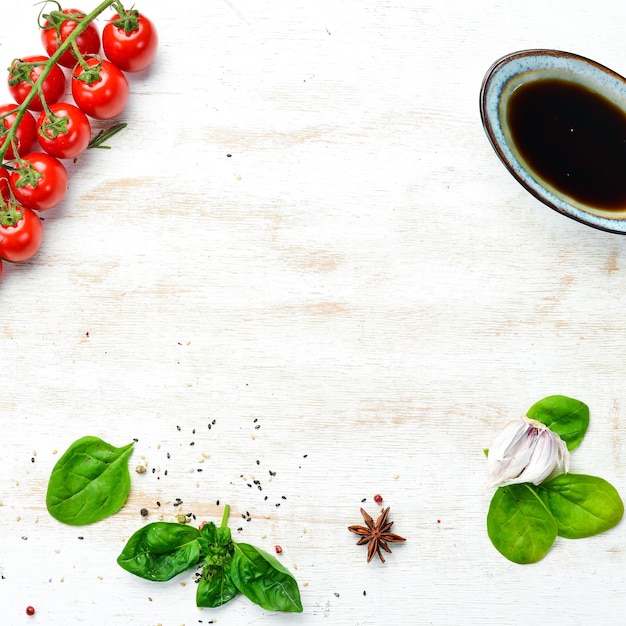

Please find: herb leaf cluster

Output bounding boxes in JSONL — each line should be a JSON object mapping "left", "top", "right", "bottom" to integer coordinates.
{"left": 45, "top": 437, "right": 303, "bottom": 613}
{"left": 117, "top": 505, "right": 303, "bottom": 612}
{"left": 487, "top": 395, "right": 624, "bottom": 564}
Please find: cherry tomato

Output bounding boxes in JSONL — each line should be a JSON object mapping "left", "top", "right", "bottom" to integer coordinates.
{"left": 0, "top": 105, "right": 37, "bottom": 160}
{"left": 41, "top": 8, "right": 101, "bottom": 69}
{"left": 8, "top": 55, "right": 66, "bottom": 112}
{"left": 37, "top": 102, "right": 91, "bottom": 159}
{"left": 102, "top": 11, "right": 158, "bottom": 73}
{"left": 10, "top": 152, "right": 68, "bottom": 211}
{"left": 0, "top": 205, "right": 43, "bottom": 262}
{"left": 72, "top": 57, "right": 129, "bottom": 120}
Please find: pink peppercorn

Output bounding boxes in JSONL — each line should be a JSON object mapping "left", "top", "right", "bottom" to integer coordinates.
{"left": 373, "top": 494, "right": 383, "bottom": 505}
{"left": 26, "top": 606, "right": 35, "bottom": 616}
{"left": 275, "top": 545, "right": 283, "bottom": 554}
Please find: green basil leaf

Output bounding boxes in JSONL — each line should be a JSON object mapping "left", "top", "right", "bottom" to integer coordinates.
{"left": 46, "top": 436, "right": 134, "bottom": 525}
{"left": 117, "top": 522, "right": 201, "bottom": 581}
{"left": 196, "top": 522, "right": 237, "bottom": 607}
{"left": 487, "top": 483, "right": 557, "bottom": 564}
{"left": 198, "top": 522, "right": 233, "bottom": 555}
{"left": 196, "top": 564, "right": 238, "bottom": 608}
{"left": 527, "top": 395, "right": 589, "bottom": 451}
{"left": 231, "top": 542, "right": 303, "bottom": 612}
{"left": 537, "top": 473, "right": 624, "bottom": 539}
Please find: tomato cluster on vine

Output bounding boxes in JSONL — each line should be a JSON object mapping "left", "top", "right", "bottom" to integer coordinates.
{"left": 0, "top": 0, "right": 157, "bottom": 278}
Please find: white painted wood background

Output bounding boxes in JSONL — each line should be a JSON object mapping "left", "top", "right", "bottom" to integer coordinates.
{"left": 2, "top": 1, "right": 626, "bottom": 624}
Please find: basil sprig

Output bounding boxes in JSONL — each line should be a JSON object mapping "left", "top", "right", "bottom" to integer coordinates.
{"left": 487, "top": 396, "right": 623, "bottom": 564}
{"left": 117, "top": 505, "right": 303, "bottom": 613}
{"left": 46, "top": 436, "right": 134, "bottom": 525}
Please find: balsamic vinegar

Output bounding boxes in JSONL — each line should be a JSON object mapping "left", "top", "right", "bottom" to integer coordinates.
{"left": 507, "top": 78, "right": 626, "bottom": 210}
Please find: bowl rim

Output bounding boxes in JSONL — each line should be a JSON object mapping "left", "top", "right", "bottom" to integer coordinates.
{"left": 480, "top": 48, "right": 626, "bottom": 234}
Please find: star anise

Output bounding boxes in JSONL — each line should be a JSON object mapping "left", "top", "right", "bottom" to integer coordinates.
{"left": 348, "top": 507, "right": 406, "bottom": 563}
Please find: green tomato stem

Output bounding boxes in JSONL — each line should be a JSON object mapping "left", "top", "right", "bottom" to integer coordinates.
{"left": 0, "top": 0, "right": 118, "bottom": 162}
{"left": 220, "top": 504, "right": 231, "bottom": 529}
{"left": 71, "top": 38, "right": 92, "bottom": 72}
{"left": 0, "top": 203, "right": 24, "bottom": 227}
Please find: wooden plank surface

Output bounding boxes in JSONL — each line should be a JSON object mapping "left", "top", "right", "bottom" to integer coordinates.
{"left": 2, "top": 1, "right": 626, "bottom": 624}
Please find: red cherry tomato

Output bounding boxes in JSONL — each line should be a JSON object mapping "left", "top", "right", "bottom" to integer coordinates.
{"left": 0, "top": 105, "right": 37, "bottom": 160}
{"left": 72, "top": 57, "right": 129, "bottom": 120}
{"left": 10, "top": 152, "right": 68, "bottom": 211}
{"left": 8, "top": 55, "right": 66, "bottom": 112}
{"left": 102, "top": 11, "right": 158, "bottom": 73}
{"left": 37, "top": 102, "right": 91, "bottom": 159}
{"left": 0, "top": 204, "right": 43, "bottom": 262}
{"left": 41, "top": 8, "right": 101, "bottom": 69}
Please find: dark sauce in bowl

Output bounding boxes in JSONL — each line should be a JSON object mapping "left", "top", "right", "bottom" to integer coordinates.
{"left": 506, "top": 78, "right": 626, "bottom": 211}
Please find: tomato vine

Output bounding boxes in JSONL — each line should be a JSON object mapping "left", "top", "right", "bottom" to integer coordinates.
{"left": 1, "top": 0, "right": 117, "bottom": 161}
{"left": 0, "top": 0, "right": 158, "bottom": 273}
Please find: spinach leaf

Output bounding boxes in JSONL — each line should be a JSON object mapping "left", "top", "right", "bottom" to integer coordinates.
{"left": 527, "top": 395, "right": 589, "bottom": 451}
{"left": 196, "top": 522, "right": 238, "bottom": 608}
{"left": 46, "top": 436, "right": 134, "bottom": 525}
{"left": 231, "top": 542, "right": 303, "bottom": 612}
{"left": 487, "top": 483, "right": 557, "bottom": 564}
{"left": 117, "top": 522, "right": 201, "bottom": 581}
{"left": 537, "top": 473, "right": 624, "bottom": 539}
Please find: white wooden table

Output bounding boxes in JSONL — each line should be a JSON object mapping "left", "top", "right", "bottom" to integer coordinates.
{"left": 2, "top": 1, "right": 626, "bottom": 624}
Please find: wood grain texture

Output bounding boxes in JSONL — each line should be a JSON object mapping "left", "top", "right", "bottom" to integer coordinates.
{"left": 2, "top": 1, "right": 626, "bottom": 624}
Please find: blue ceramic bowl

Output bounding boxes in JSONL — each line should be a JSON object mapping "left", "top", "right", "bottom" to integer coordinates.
{"left": 480, "top": 49, "right": 626, "bottom": 234}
